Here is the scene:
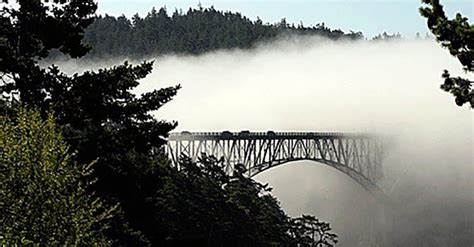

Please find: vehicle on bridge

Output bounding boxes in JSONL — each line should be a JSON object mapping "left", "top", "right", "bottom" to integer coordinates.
{"left": 239, "top": 130, "right": 250, "bottom": 136}
{"left": 221, "top": 131, "right": 232, "bottom": 137}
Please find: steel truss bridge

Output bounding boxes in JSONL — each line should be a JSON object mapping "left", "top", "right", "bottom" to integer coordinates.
{"left": 166, "top": 131, "right": 384, "bottom": 194}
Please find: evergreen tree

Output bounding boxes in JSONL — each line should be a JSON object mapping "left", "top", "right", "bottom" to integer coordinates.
{"left": 1, "top": 1, "right": 179, "bottom": 244}
{"left": 288, "top": 215, "right": 339, "bottom": 247}
{"left": 371, "top": 32, "right": 402, "bottom": 41}
{"left": 420, "top": 0, "right": 473, "bottom": 108}
{"left": 0, "top": 0, "right": 97, "bottom": 106}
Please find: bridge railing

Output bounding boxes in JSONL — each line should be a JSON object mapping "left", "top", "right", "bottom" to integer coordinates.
{"left": 168, "top": 131, "right": 376, "bottom": 140}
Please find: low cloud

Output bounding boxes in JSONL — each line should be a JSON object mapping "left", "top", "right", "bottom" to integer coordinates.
{"left": 56, "top": 37, "right": 473, "bottom": 246}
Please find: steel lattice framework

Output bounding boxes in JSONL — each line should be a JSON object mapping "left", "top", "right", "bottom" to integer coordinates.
{"left": 167, "top": 131, "right": 384, "bottom": 193}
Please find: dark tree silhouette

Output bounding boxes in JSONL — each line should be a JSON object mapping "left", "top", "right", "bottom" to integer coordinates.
{"left": 156, "top": 155, "right": 339, "bottom": 246}
{"left": 76, "top": 6, "right": 363, "bottom": 59}
{"left": 1, "top": 1, "right": 179, "bottom": 244}
{"left": 288, "top": 215, "right": 339, "bottom": 247}
{"left": 371, "top": 32, "right": 402, "bottom": 41}
{"left": 420, "top": 0, "right": 473, "bottom": 108}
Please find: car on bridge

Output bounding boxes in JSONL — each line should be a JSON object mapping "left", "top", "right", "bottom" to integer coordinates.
{"left": 221, "top": 131, "right": 233, "bottom": 137}
{"left": 267, "top": 130, "right": 276, "bottom": 136}
{"left": 239, "top": 130, "right": 250, "bottom": 136}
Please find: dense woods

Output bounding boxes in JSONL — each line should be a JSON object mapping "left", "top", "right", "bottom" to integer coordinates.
{"left": 78, "top": 6, "right": 363, "bottom": 59}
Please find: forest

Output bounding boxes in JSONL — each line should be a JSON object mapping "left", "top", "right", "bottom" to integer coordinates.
{"left": 68, "top": 6, "right": 365, "bottom": 59}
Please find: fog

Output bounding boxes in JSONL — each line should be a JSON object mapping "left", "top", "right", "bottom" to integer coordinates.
{"left": 57, "top": 37, "right": 473, "bottom": 246}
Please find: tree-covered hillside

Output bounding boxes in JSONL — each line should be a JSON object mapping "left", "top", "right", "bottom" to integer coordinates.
{"left": 81, "top": 6, "right": 364, "bottom": 59}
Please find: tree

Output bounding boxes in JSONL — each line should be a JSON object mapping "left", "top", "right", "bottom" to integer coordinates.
{"left": 1, "top": 1, "right": 179, "bottom": 244}
{"left": 149, "top": 155, "right": 339, "bottom": 246}
{"left": 144, "top": 155, "right": 289, "bottom": 245}
{"left": 371, "top": 32, "right": 402, "bottom": 41}
{"left": 0, "top": 108, "right": 115, "bottom": 245}
{"left": 0, "top": 0, "right": 97, "bottom": 106}
{"left": 288, "top": 215, "right": 339, "bottom": 247}
{"left": 420, "top": 0, "right": 473, "bottom": 108}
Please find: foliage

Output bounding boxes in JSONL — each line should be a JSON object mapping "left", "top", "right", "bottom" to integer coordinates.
{"left": 0, "top": 0, "right": 97, "bottom": 106}
{"left": 77, "top": 6, "right": 363, "bottom": 59}
{"left": 371, "top": 32, "right": 402, "bottom": 41}
{"left": 1, "top": 0, "right": 179, "bottom": 244}
{"left": 51, "top": 61, "right": 180, "bottom": 245}
{"left": 0, "top": 108, "right": 115, "bottom": 245}
{"left": 288, "top": 215, "right": 339, "bottom": 247}
{"left": 420, "top": 0, "right": 473, "bottom": 108}
{"left": 149, "top": 154, "right": 338, "bottom": 246}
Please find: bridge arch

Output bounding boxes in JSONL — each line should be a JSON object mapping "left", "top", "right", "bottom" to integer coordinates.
{"left": 249, "top": 158, "right": 384, "bottom": 198}
{"left": 166, "top": 131, "right": 385, "bottom": 197}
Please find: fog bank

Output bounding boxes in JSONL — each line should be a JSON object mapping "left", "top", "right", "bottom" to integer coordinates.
{"left": 57, "top": 37, "right": 473, "bottom": 246}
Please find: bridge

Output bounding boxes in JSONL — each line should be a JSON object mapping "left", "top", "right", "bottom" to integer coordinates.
{"left": 166, "top": 131, "right": 384, "bottom": 194}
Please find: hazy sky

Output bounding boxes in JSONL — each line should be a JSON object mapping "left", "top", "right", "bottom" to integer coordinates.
{"left": 97, "top": 0, "right": 473, "bottom": 38}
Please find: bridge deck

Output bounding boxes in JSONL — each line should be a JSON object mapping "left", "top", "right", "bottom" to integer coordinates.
{"left": 169, "top": 131, "right": 376, "bottom": 140}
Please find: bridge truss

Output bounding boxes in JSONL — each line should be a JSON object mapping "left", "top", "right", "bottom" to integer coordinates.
{"left": 166, "top": 131, "right": 384, "bottom": 193}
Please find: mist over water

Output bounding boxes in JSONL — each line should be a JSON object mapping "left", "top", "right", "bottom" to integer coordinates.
{"left": 58, "top": 38, "right": 473, "bottom": 246}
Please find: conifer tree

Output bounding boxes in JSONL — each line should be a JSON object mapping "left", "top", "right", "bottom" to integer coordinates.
{"left": 420, "top": 0, "right": 473, "bottom": 108}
